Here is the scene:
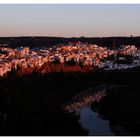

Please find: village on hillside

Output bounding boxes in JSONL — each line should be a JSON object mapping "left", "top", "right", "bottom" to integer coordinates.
{"left": 0, "top": 42, "right": 139, "bottom": 77}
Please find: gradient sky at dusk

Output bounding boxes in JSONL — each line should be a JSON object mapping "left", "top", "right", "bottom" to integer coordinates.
{"left": 0, "top": 4, "right": 140, "bottom": 37}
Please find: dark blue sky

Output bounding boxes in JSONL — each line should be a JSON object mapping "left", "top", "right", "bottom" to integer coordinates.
{"left": 0, "top": 4, "right": 140, "bottom": 37}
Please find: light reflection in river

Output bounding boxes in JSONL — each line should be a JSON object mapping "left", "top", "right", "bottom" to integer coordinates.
{"left": 64, "top": 90, "right": 106, "bottom": 113}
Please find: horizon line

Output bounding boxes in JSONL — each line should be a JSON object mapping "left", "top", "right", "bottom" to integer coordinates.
{"left": 0, "top": 35, "right": 139, "bottom": 38}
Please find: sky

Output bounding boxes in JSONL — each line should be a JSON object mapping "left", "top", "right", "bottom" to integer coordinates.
{"left": 0, "top": 4, "right": 140, "bottom": 37}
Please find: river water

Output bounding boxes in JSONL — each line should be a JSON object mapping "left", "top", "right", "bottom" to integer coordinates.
{"left": 77, "top": 106, "right": 115, "bottom": 136}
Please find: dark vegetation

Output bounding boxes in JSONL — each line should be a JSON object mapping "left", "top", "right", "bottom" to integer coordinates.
{"left": 98, "top": 85, "right": 140, "bottom": 135}
{"left": 0, "top": 36, "right": 140, "bottom": 48}
{"left": 0, "top": 64, "right": 140, "bottom": 135}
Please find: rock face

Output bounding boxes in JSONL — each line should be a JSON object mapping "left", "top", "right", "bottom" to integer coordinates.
{"left": 40, "top": 63, "right": 93, "bottom": 74}
{"left": 4, "top": 63, "right": 93, "bottom": 78}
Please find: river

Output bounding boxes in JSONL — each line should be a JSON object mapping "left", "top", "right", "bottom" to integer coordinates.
{"left": 63, "top": 86, "right": 116, "bottom": 136}
{"left": 77, "top": 106, "right": 115, "bottom": 136}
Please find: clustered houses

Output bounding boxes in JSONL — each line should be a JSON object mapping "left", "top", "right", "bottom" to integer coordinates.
{"left": 99, "top": 45, "right": 139, "bottom": 70}
{"left": 0, "top": 43, "right": 138, "bottom": 77}
{"left": 55, "top": 44, "right": 115, "bottom": 66}
{"left": 118, "top": 45, "right": 137, "bottom": 56}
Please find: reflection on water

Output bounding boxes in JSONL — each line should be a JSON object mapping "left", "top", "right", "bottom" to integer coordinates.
{"left": 64, "top": 90, "right": 106, "bottom": 113}
{"left": 78, "top": 107, "right": 115, "bottom": 136}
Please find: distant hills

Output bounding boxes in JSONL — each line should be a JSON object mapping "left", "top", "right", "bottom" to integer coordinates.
{"left": 0, "top": 36, "right": 140, "bottom": 48}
